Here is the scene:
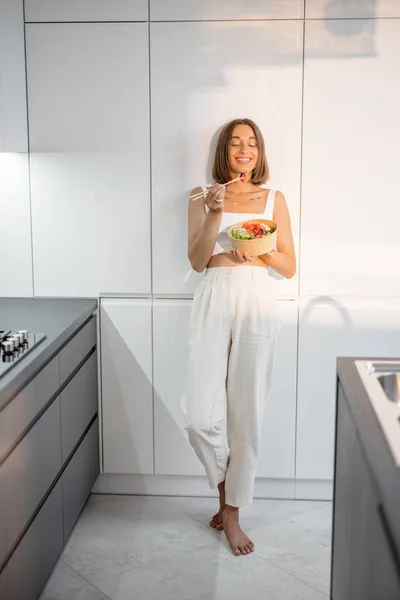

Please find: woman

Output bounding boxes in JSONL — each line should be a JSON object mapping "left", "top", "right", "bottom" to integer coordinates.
{"left": 182, "top": 118, "right": 296, "bottom": 556}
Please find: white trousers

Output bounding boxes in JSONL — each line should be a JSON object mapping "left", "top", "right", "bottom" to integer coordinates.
{"left": 181, "top": 267, "right": 281, "bottom": 508}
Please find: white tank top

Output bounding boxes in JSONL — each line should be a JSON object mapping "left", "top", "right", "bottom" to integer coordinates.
{"left": 203, "top": 184, "right": 276, "bottom": 256}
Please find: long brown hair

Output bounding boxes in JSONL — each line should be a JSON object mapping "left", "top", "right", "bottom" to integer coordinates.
{"left": 212, "top": 118, "right": 269, "bottom": 185}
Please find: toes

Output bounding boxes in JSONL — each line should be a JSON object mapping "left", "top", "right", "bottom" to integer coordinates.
{"left": 233, "top": 547, "right": 241, "bottom": 556}
{"left": 216, "top": 523, "right": 223, "bottom": 531}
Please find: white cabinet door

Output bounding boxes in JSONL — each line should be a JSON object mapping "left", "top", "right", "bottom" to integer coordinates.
{"left": 257, "top": 300, "right": 298, "bottom": 478}
{"left": 301, "top": 19, "right": 400, "bottom": 297}
{"left": 306, "top": 0, "right": 400, "bottom": 18}
{"left": 0, "top": 0, "right": 27, "bottom": 152}
{"left": 101, "top": 299, "right": 153, "bottom": 474}
{"left": 296, "top": 297, "right": 400, "bottom": 481}
{"left": 26, "top": 23, "right": 150, "bottom": 297}
{"left": 150, "top": 21, "right": 302, "bottom": 298}
{"left": 153, "top": 299, "right": 297, "bottom": 480}
{"left": 0, "top": 155, "right": 33, "bottom": 297}
{"left": 150, "top": 0, "right": 303, "bottom": 21}
{"left": 153, "top": 300, "right": 203, "bottom": 476}
{"left": 25, "top": 0, "right": 148, "bottom": 21}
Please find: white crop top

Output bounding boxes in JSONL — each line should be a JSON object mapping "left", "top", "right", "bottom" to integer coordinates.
{"left": 203, "top": 184, "right": 276, "bottom": 256}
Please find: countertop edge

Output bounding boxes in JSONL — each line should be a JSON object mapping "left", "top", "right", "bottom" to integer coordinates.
{"left": 0, "top": 300, "right": 98, "bottom": 412}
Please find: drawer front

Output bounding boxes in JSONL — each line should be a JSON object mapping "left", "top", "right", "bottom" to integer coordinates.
{"left": 59, "top": 316, "right": 96, "bottom": 385}
{"left": 62, "top": 418, "right": 99, "bottom": 540}
{"left": 2, "top": 480, "right": 63, "bottom": 600}
{"left": 2, "top": 398, "right": 62, "bottom": 556}
{"left": 61, "top": 351, "right": 98, "bottom": 462}
{"left": 0, "top": 357, "right": 59, "bottom": 463}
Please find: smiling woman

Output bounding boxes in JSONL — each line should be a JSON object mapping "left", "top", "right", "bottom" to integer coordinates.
{"left": 182, "top": 118, "right": 296, "bottom": 557}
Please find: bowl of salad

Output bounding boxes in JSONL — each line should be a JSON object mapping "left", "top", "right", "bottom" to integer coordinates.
{"left": 228, "top": 219, "right": 277, "bottom": 256}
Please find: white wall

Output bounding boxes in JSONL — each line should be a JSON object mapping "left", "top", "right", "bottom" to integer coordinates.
{"left": 2, "top": 0, "right": 400, "bottom": 499}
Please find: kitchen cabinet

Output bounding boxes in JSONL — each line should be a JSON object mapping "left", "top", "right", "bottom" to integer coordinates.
{"left": 150, "top": 20, "right": 302, "bottom": 297}
{"left": 301, "top": 18, "right": 400, "bottom": 296}
{"left": 0, "top": 309, "right": 99, "bottom": 598}
{"left": 0, "top": 0, "right": 27, "bottom": 152}
{"left": 296, "top": 297, "right": 400, "bottom": 482}
{"left": 0, "top": 2, "right": 31, "bottom": 296}
{"left": 150, "top": 0, "right": 303, "bottom": 21}
{"left": 0, "top": 481, "right": 64, "bottom": 600}
{"left": 153, "top": 299, "right": 298, "bottom": 480}
{"left": 306, "top": 0, "right": 400, "bottom": 18}
{"left": 25, "top": 0, "right": 148, "bottom": 21}
{"left": 101, "top": 299, "right": 154, "bottom": 474}
{"left": 332, "top": 382, "right": 400, "bottom": 599}
{"left": 26, "top": 23, "right": 151, "bottom": 297}
{"left": 62, "top": 418, "right": 99, "bottom": 541}
{"left": 2, "top": 398, "right": 61, "bottom": 558}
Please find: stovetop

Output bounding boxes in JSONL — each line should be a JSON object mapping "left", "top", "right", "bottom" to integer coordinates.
{"left": 0, "top": 328, "right": 47, "bottom": 379}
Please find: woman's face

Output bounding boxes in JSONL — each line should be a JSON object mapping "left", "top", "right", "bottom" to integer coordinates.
{"left": 228, "top": 124, "right": 259, "bottom": 177}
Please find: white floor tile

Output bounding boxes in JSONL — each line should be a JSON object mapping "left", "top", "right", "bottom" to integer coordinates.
{"left": 62, "top": 495, "right": 219, "bottom": 586}
{"left": 95, "top": 541, "right": 329, "bottom": 600}
{"left": 251, "top": 503, "right": 332, "bottom": 595}
{"left": 39, "top": 560, "right": 110, "bottom": 600}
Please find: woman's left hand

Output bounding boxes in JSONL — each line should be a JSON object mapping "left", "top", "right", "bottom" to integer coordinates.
{"left": 227, "top": 249, "right": 254, "bottom": 263}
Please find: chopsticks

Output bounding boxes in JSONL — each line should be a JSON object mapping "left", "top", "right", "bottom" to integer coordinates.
{"left": 190, "top": 174, "right": 245, "bottom": 201}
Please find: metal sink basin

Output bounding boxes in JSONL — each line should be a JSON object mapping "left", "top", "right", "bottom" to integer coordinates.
{"left": 366, "top": 362, "right": 400, "bottom": 374}
{"left": 377, "top": 373, "right": 400, "bottom": 407}
{"left": 355, "top": 359, "right": 400, "bottom": 466}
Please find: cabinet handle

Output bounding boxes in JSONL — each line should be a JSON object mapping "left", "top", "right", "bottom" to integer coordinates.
{"left": 377, "top": 503, "right": 400, "bottom": 577}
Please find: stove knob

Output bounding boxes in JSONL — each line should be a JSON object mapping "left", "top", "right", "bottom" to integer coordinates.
{"left": 14, "top": 332, "right": 25, "bottom": 345}
{"left": 3, "top": 340, "right": 15, "bottom": 353}
{"left": 17, "top": 329, "right": 28, "bottom": 342}
{"left": 9, "top": 336, "right": 20, "bottom": 351}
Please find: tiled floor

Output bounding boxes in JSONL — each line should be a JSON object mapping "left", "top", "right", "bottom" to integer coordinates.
{"left": 40, "top": 495, "right": 332, "bottom": 600}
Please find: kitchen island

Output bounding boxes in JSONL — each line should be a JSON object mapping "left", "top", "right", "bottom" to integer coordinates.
{"left": 0, "top": 297, "right": 99, "bottom": 600}
{"left": 332, "top": 357, "right": 400, "bottom": 599}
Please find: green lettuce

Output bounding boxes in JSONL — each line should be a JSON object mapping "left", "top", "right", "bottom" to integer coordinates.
{"left": 230, "top": 228, "right": 254, "bottom": 240}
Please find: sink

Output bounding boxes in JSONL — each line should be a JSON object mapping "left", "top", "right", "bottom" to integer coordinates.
{"left": 377, "top": 373, "right": 400, "bottom": 407}
{"left": 355, "top": 359, "right": 400, "bottom": 466}
{"left": 365, "top": 362, "right": 400, "bottom": 374}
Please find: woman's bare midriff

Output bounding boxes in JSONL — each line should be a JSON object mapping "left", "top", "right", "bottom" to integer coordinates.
{"left": 207, "top": 253, "right": 268, "bottom": 269}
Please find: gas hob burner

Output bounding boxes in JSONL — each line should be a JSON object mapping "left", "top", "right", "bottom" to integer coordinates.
{"left": 0, "top": 328, "right": 47, "bottom": 379}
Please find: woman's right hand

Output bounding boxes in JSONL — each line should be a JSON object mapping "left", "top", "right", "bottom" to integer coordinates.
{"left": 205, "top": 184, "right": 225, "bottom": 213}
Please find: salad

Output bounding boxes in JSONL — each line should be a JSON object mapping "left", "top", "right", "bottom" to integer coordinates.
{"left": 230, "top": 221, "right": 274, "bottom": 241}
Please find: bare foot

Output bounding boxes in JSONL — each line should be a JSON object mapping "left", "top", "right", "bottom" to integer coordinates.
{"left": 209, "top": 481, "right": 225, "bottom": 531}
{"left": 210, "top": 510, "right": 223, "bottom": 530}
{"left": 222, "top": 506, "right": 254, "bottom": 556}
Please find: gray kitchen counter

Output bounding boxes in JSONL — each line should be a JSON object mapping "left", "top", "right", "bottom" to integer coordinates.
{"left": 0, "top": 298, "right": 98, "bottom": 412}
{"left": 336, "top": 357, "right": 400, "bottom": 570}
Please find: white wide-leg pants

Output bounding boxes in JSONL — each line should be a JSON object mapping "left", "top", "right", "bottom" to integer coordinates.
{"left": 181, "top": 266, "right": 281, "bottom": 508}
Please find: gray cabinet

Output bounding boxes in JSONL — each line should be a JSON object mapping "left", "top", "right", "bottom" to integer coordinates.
{"left": 0, "top": 357, "right": 59, "bottom": 463}
{"left": 0, "top": 313, "right": 99, "bottom": 599}
{"left": 60, "top": 351, "right": 98, "bottom": 462}
{"left": 59, "top": 317, "right": 96, "bottom": 385}
{"left": 62, "top": 418, "right": 99, "bottom": 540}
{"left": 332, "top": 383, "right": 400, "bottom": 599}
{"left": 1, "top": 481, "right": 63, "bottom": 600}
{"left": 2, "top": 398, "right": 62, "bottom": 557}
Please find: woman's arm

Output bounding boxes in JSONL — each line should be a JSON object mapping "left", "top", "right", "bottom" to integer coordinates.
{"left": 188, "top": 185, "right": 225, "bottom": 273}
{"left": 260, "top": 191, "right": 296, "bottom": 279}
